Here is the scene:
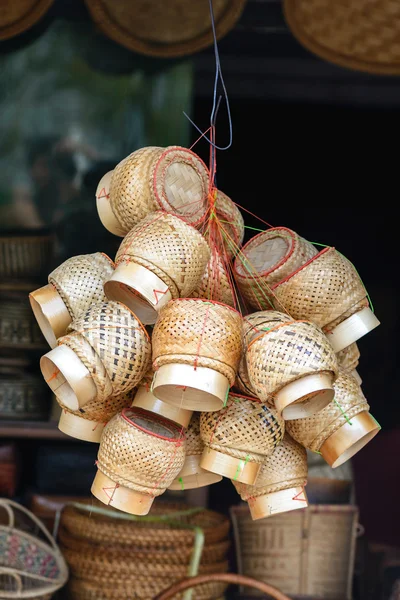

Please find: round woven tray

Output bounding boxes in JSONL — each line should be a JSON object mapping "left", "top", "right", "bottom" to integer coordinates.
{"left": 0, "top": 374, "right": 50, "bottom": 421}
{"left": 0, "top": 231, "right": 54, "bottom": 280}
{"left": 60, "top": 503, "right": 230, "bottom": 548}
{"left": 284, "top": 0, "right": 400, "bottom": 75}
{"left": 84, "top": 0, "right": 247, "bottom": 58}
{"left": 0, "top": 294, "right": 45, "bottom": 349}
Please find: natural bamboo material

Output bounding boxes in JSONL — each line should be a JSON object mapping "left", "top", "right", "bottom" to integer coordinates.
{"left": 246, "top": 312, "right": 338, "bottom": 419}
{"left": 0, "top": 232, "right": 54, "bottom": 280}
{"left": 132, "top": 385, "right": 193, "bottom": 428}
{"left": 97, "top": 146, "right": 209, "bottom": 235}
{"left": 200, "top": 393, "right": 285, "bottom": 485}
{"left": 93, "top": 408, "right": 186, "bottom": 515}
{"left": 152, "top": 299, "right": 243, "bottom": 411}
{"left": 189, "top": 250, "right": 236, "bottom": 307}
{"left": 105, "top": 212, "right": 210, "bottom": 323}
{"left": 233, "top": 434, "right": 308, "bottom": 520}
{"left": 41, "top": 301, "right": 151, "bottom": 411}
{"left": 337, "top": 343, "right": 360, "bottom": 374}
{"left": 169, "top": 413, "right": 222, "bottom": 490}
{"left": 234, "top": 227, "right": 317, "bottom": 310}
{"left": 286, "top": 371, "right": 380, "bottom": 468}
{"left": 96, "top": 170, "right": 126, "bottom": 237}
{"left": 30, "top": 252, "right": 114, "bottom": 348}
{"left": 272, "top": 247, "right": 380, "bottom": 352}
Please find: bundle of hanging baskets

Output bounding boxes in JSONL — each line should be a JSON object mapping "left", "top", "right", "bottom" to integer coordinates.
{"left": 29, "top": 143, "right": 380, "bottom": 522}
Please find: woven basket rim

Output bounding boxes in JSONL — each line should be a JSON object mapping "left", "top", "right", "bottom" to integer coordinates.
{"left": 0, "top": 0, "right": 54, "bottom": 41}
{"left": 99, "top": 252, "right": 116, "bottom": 269}
{"left": 271, "top": 246, "right": 331, "bottom": 290}
{"left": 112, "top": 300, "right": 151, "bottom": 343}
{"left": 153, "top": 147, "right": 210, "bottom": 228}
{"left": 84, "top": 0, "right": 247, "bottom": 59}
{"left": 234, "top": 226, "right": 300, "bottom": 281}
{"left": 122, "top": 407, "right": 186, "bottom": 442}
{"left": 168, "top": 297, "right": 241, "bottom": 317}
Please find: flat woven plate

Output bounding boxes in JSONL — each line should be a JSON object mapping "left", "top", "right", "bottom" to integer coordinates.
{"left": 84, "top": 0, "right": 247, "bottom": 57}
{"left": 0, "top": 0, "right": 54, "bottom": 40}
{"left": 284, "top": 0, "right": 400, "bottom": 75}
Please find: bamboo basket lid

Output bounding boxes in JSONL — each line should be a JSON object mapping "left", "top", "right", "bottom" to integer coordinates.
{"left": 246, "top": 317, "right": 338, "bottom": 419}
{"left": 30, "top": 252, "right": 114, "bottom": 348}
{"left": 93, "top": 408, "right": 186, "bottom": 515}
{"left": 0, "top": 0, "right": 53, "bottom": 41}
{"left": 234, "top": 227, "right": 317, "bottom": 310}
{"left": 152, "top": 299, "right": 243, "bottom": 411}
{"left": 189, "top": 250, "right": 236, "bottom": 308}
{"left": 200, "top": 393, "right": 285, "bottom": 484}
{"left": 84, "top": 0, "right": 247, "bottom": 58}
{"left": 286, "top": 371, "right": 380, "bottom": 468}
{"left": 132, "top": 385, "right": 193, "bottom": 428}
{"left": 100, "top": 147, "right": 209, "bottom": 236}
{"left": 233, "top": 434, "right": 308, "bottom": 520}
{"left": 169, "top": 413, "right": 222, "bottom": 490}
{"left": 284, "top": 0, "right": 400, "bottom": 75}
{"left": 105, "top": 212, "right": 210, "bottom": 324}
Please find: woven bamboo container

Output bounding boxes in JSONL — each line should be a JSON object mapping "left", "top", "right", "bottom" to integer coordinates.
{"left": 0, "top": 231, "right": 54, "bottom": 280}
{"left": 213, "top": 190, "right": 245, "bottom": 259}
{"left": 132, "top": 384, "right": 192, "bottom": 428}
{"left": 105, "top": 212, "right": 210, "bottom": 324}
{"left": 246, "top": 312, "right": 338, "bottom": 419}
{"left": 272, "top": 247, "right": 380, "bottom": 352}
{"left": 152, "top": 298, "right": 243, "bottom": 411}
{"left": 189, "top": 250, "right": 236, "bottom": 307}
{"left": 337, "top": 342, "right": 362, "bottom": 384}
{"left": 234, "top": 227, "right": 317, "bottom": 310}
{"left": 97, "top": 146, "right": 209, "bottom": 236}
{"left": 169, "top": 413, "right": 222, "bottom": 490}
{"left": 96, "top": 170, "right": 126, "bottom": 237}
{"left": 233, "top": 434, "right": 308, "bottom": 520}
{"left": 92, "top": 408, "right": 186, "bottom": 515}
{"left": 54, "top": 389, "right": 135, "bottom": 443}
{"left": 286, "top": 371, "right": 380, "bottom": 468}
{"left": 237, "top": 311, "right": 292, "bottom": 398}
{"left": 40, "top": 300, "right": 151, "bottom": 414}
{"left": 30, "top": 252, "right": 114, "bottom": 348}
{"left": 231, "top": 504, "right": 358, "bottom": 599}
{"left": 0, "top": 294, "right": 45, "bottom": 349}
{"left": 200, "top": 393, "right": 285, "bottom": 485}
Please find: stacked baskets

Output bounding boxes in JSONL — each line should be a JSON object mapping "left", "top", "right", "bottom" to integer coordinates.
{"left": 28, "top": 143, "right": 380, "bottom": 528}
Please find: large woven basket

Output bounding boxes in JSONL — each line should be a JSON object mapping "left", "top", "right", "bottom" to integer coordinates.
{"left": 286, "top": 370, "right": 380, "bottom": 468}
{"left": 0, "top": 499, "right": 68, "bottom": 598}
{"left": 272, "top": 247, "right": 380, "bottom": 352}
{"left": 98, "top": 147, "right": 209, "bottom": 235}
{"left": 93, "top": 407, "right": 186, "bottom": 515}
{"left": 132, "top": 384, "right": 193, "bottom": 428}
{"left": 189, "top": 250, "right": 236, "bottom": 308}
{"left": 169, "top": 413, "right": 222, "bottom": 490}
{"left": 233, "top": 434, "right": 308, "bottom": 520}
{"left": 0, "top": 231, "right": 54, "bottom": 281}
{"left": 84, "top": 0, "right": 247, "bottom": 58}
{"left": 200, "top": 393, "right": 284, "bottom": 485}
{"left": 40, "top": 300, "right": 151, "bottom": 412}
{"left": 284, "top": 0, "right": 400, "bottom": 76}
{"left": 152, "top": 298, "right": 243, "bottom": 411}
{"left": 105, "top": 212, "right": 210, "bottom": 324}
{"left": 0, "top": 293, "right": 45, "bottom": 349}
{"left": 246, "top": 313, "right": 338, "bottom": 419}
{"left": 0, "top": 373, "right": 50, "bottom": 421}
{"left": 30, "top": 252, "right": 114, "bottom": 349}
{"left": 211, "top": 190, "right": 245, "bottom": 260}
{"left": 234, "top": 227, "right": 317, "bottom": 311}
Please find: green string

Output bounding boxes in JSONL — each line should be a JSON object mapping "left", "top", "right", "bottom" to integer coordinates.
{"left": 223, "top": 387, "right": 230, "bottom": 407}
{"left": 370, "top": 414, "right": 382, "bottom": 430}
{"left": 233, "top": 455, "right": 250, "bottom": 481}
{"left": 333, "top": 398, "right": 353, "bottom": 426}
{"left": 179, "top": 477, "right": 185, "bottom": 491}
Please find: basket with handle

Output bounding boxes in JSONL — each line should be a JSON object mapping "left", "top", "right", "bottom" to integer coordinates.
{"left": 154, "top": 573, "right": 292, "bottom": 599}
{"left": 29, "top": 252, "right": 114, "bottom": 348}
{"left": 0, "top": 498, "right": 68, "bottom": 599}
{"left": 105, "top": 212, "right": 210, "bottom": 324}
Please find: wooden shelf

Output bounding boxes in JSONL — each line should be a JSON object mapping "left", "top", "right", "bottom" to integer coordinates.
{"left": 0, "top": 420, "right": 73, "bottom": 440}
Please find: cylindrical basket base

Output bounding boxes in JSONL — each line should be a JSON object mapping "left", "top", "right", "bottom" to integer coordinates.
{"left": 200, "top": 448, "right": 260, "bottom": 485}
{"left": 321, "top": 410, "right": 380, "bottom": 468}
{"left": 58, "top": 411, "right": 105, "bottom": 443}
{"left": 91, "top": 470, "right": 154, "bottom": 515}
{"left": 152, "top": 364, "right": 229, "bottom": 412}
{"left": 96, "top": 171, "right": 126, "bottom": 237}
{"left": 325, "top": 307, "right": 380, "bottom": 353}
{"left": 104, "top": 261, "right": 172, "bottom": 324}
{"left": 40, "top": 344, "right": 97, "bottom": 411}
{"left": 351, "top": 369, "right": 362, "bottom": 385}
{"left": 169, "top": 455, "right": 222, "bottom": 490}
{"left": 274, "top": 373, "right": 334, "bottom": 420}
{"left": 248, "top": 486, "right": 308, "bottom": 520}
{"left": 29, "top": 284, "right": 71, "bottom": 349}
{"left": 132, "top": 386, "right": 192, "bottom": 428}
